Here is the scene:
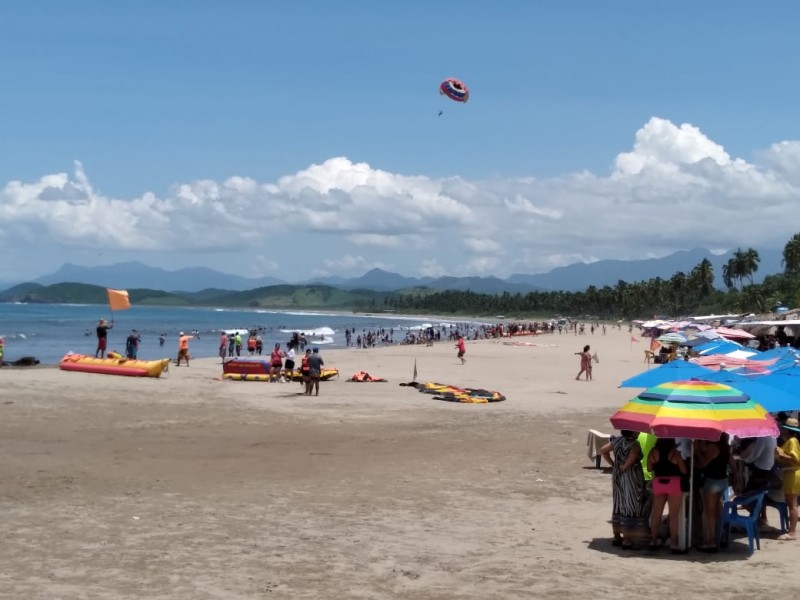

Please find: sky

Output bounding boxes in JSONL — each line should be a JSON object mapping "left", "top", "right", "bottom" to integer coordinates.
{"left": 2, "top": 1, "right": 800, "bottom": 285}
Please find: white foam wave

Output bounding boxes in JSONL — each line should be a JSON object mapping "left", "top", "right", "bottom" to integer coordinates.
{"left": 280, "top": 327, "right": 335, "bottom": 337}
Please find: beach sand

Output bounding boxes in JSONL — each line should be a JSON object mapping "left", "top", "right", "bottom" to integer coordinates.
{"left": 1, "top": 329, "right": 796, "bottom": 598}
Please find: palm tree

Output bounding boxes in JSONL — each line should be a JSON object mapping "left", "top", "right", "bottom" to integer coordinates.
{"left": 722, "top": 261, "right": 735, "bottom": 290}
{"left": 691, "top": 258, "right": 715, "bottom": 297}
{"left": 741, "top": 248, "right": 760, "bottom": 286}
{"left": 783, "top": 233, "right": 800, "bottom": 277}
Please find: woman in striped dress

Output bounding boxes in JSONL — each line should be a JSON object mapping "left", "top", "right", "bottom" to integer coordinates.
{"left": 602, "top": 430, "right": 649, "bottom": 548}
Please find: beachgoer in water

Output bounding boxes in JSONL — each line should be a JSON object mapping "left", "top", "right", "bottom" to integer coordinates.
{"left": 125, "top": 329, "right": 141, "bottom": 359}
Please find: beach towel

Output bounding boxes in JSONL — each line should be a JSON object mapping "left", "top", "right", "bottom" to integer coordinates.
{"left": 587, "top": 429, "right": 611, "bottom": 462}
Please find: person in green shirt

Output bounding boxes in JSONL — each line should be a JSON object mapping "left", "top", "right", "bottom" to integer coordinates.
{"left": 638, "top": 432, "right": 657, "bottom": 524}
{"left": 639, "top": 433, "right": 657, "bottom": 481}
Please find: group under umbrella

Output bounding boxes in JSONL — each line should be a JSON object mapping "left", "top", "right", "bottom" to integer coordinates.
{"left": 610, "top": 379, "right": 779, "bottom": 441}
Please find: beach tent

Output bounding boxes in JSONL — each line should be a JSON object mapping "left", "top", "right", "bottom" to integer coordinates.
{"left": 701, "top": 370, "right": 800, "bottom": 413}
{"left": 694, "top": 341, "right": 756, "bottom": 357}
{"left": 619, "top": 361, "right": 714, "bottom": 389}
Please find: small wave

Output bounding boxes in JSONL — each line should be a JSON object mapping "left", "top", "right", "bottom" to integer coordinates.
{"left": 280, "top": 326, "right": 335, "bottom": 337}
{"left": 220, "top": 328, "right": 251, "bottom": 335}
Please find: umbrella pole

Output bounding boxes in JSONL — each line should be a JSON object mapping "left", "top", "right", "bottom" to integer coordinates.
{"left": 687, "top": 440, "right": 694, "bottom": 551}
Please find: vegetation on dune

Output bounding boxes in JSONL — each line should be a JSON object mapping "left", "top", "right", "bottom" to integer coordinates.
{"left": 4, "top": 233, "right": 800, "bottom": 319}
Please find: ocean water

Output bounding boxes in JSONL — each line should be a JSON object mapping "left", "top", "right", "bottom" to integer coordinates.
{"left": 0, "top": 303, "right": 472, "bottom": 365}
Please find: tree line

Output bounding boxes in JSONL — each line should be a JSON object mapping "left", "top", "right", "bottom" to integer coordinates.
{"left": 382, "top": 233, "right": 800, "bottom": 319}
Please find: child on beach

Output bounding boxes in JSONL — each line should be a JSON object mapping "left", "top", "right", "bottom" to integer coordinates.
{"left": 575, "top": 345, "right": 592, "bottom": 381}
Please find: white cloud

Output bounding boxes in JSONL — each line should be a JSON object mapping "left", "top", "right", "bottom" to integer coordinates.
{"left": 317, "top": 254, "right": 388, "bottom": 276}
{"left": 250, "top": 256, "right": 278, "bottom": 275}
{"left": 465, "top": 256, "right": 500, "bottom": 274}
{"left": 463, "top": 238, "right": 502, "bottom": 254}
{"left": 503, "top": 195, "right": 562, "bottom": 219}
{"left": 346, "top": 233, "right": 425, "bottom": 249}
{"left": 418, "top": 259, "right": 447, "bottom": 278}
{"left": 4, "top": 117, "right": 800, "bottom": 281}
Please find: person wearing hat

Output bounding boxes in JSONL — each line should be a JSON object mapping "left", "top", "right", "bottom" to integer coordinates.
{"left": 95, "top": 318, "right": 114, "bottom": 358}
{"left": 306, "top": 347, "right": 324, "bottom": 396}
{"left": 176, "top": 331, "right": 193, "bottom": 367}
{"left": 776, "top": 417, "right": 800, "bottom": 540}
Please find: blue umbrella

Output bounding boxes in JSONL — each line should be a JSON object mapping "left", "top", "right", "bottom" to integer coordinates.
{"left": 700, "top": 369, "right": 800, "bottom": 413}
{"left": 619, "top": 360, "right": 714, "bottom": 388}
{"left": 758, "top": 347, "right": 800, "bottom": 361}
{"left": 757, "top": 366, "right": 800, "bottom": 399}
{"left": 695, "top": 340, "right": 749, "bottom": 356}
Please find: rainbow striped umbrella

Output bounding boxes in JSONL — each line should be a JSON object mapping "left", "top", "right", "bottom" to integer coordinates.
{"left": 610, "top": 379, "right": 778, "bottom": 441}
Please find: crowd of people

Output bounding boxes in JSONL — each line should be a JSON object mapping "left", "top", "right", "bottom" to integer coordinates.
{"left": 599, "top": 416, "right": 800, "bottom": 553}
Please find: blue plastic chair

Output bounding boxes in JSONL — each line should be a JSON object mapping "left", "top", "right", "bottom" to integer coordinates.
{"left": 718, "top": 491, "right": 767, "bottom": 554}
{"left": 765, "top": 496, "right": 800, "bottom": 532}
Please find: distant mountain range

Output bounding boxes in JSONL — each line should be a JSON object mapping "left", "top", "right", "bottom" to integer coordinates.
{"left": 29, "top": 261, "right": 284, "bottom": 292}
{"left": 0, "top": 247, "right": 785, "bottom": 295}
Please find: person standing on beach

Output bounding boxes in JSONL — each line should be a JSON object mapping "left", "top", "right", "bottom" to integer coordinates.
{"left": 283, "top": 345, "right": 296, "bottom": 382}
{"left": 219, "top": 332, "right": 228, "bottom": 362}
{"left": 300, "top": 348, "right": 312, "bottom": 390}
{"left": 270, "top": 343, "right": 285, "bottom": 382}
{"left": 177, "top": 331, "right": 193, "bottom": 367}
{"left": 575, "top": 345, "right": 592, "bottom": 381}
{"left": 306, "top": 347, "right": 324, "bottom": 396}
{"left": 776, "top": 417, "right": 800, "bottom": 541}
{"left": 95, "top": 318, "right": 113, "bottom": 358}
{"left": 455, "top": 335, "right": 466, "bottom": 364}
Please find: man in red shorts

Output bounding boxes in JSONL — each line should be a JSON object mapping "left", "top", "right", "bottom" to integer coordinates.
{"left": 95, "top": 318, "right": 114, "bottom": 358}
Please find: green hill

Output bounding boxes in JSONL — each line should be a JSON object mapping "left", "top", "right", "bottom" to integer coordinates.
{"left": 0, "top": 282, "right": 189, "bottom": 305}
{"left": 0, "top": 281, "right": 394, "bottom": 311}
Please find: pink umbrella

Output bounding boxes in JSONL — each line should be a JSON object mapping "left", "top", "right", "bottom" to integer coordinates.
{"left": 714, "top": 326, "right": 756, "bottom": 339}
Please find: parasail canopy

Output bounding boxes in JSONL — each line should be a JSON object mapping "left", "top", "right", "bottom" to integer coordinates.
{"left": 440, "top": 78, "right": 469, "bottom": 103}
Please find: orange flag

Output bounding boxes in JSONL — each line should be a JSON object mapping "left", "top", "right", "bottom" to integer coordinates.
{"left": 650, "top": 337, "right": 661, "bottom": 352}
{"left": 107, "top": 288, "right": 131, "bottom": 311}
{"left": 630, "top": 336, "right": 639, "bottom": 343}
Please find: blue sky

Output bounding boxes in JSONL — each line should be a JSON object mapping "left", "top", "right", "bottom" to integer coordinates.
{"left": 2, "top": 1, "right": 800, "bottom": 284}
